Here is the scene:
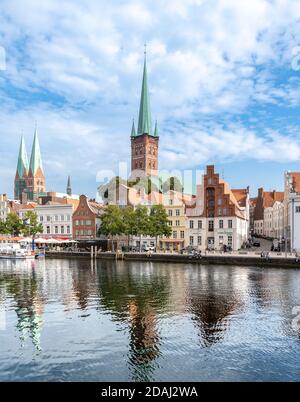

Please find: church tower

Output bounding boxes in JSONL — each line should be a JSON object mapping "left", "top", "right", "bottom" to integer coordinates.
{"left": 14, "top": 136, "right": 29, "bottom": 201}
{"left": 131, "top": 51, "right": 159, "bottom": 177}
{"left": 26, "top": 127, "right": 46, "bottom": 201}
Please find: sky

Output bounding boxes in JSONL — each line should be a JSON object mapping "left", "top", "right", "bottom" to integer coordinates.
{"left": 1, "top": 0, "right": 300, "bottom": 198}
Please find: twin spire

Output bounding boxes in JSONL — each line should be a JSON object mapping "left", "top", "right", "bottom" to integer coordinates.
{"left": 131, "top": 50, "right": 159, "bottom": 138}
{"left": 16, "top": 126, "right": 44, "bottom": 179}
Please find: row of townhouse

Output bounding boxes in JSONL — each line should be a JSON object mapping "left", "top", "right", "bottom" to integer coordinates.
{"left": 253, "top": 188, "right": 284, "bottom": 239}
{"left": 1, "top": 191, "right": 104, "bottom": 242}
{"left": 112, "top": 165, "right": 250, "bottom": 252}
{"left": 251, "top": 171, "right": 300, "bottom": 252}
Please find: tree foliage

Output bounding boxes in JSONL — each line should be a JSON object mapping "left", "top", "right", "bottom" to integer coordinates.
{"left": 0, "top": 211, "right": 42, "bottom": 237}
{"left": 98, "top": 203, "right": 171, "bottom": 251}
{"left": 22, "top": 211, "right": 43, "bottom": 237}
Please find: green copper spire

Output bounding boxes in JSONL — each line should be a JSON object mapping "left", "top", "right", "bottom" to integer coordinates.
{"left": 154, "top": 120, "right": 158, "bottom": 137}
{"left": 29, "top": 126, "right": 43, "bottom": 175}
{"left": 16, "top": 135, "right": 29, "bottom": 178}
{"left": 137, "top": 52, "right": 152, "bottom": 136}
{"left": 67, "top": 175, "right": 72, "bottom": 196}
{"left": 131, "top": 119, "right": 136, "bottom": 137}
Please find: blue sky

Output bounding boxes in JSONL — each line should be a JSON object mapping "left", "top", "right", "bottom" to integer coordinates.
{"left": 1, "top": 0, "right": 300, "bottom": 198}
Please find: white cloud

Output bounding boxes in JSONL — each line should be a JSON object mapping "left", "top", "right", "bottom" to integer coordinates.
{"left": 1, "top": 0, "right": 300, "bottom": 195}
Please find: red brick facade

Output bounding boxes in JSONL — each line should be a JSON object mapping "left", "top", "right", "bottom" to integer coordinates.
{"left": 72, "top": 195, "right": 101, "bottom": 240}
{"left": 204, "top": 165, "right": 245, "bottom": 218}
{"left": 131, "top": 134, "right": 159, "bottom": 176}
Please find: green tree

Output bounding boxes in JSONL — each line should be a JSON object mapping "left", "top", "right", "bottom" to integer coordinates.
{"left": 0, "top": 219, "right": 9, "bottom": 235}
{"left": 162, "top": 176, "right": 183, "bottom": 193}
{"left": 22, "top": 211, "right": 43, "bottom": 237}
{"left": 98, "top": 205, "right": 125, "bottom": 251}
{"left": 122, "top": 206, "right": 137, "bottom": 249}
{"left": 149, "top": 205, "right": 172, "bottom": 250}
{"left": 134, "top": 205, "right": 150, "bottom": 252}
{"left": 5, "top": 212, "right": 24, "bottom": 236}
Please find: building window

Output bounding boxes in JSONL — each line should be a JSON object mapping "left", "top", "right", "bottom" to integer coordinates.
{"left": 61, "top": 215, "right": 64, "bottom": 221}
{"left": 47, "top": 216, "right": 51, "bottom": 222}
{"left": 168, "top": 221, "right": 172, "bottom": 226}
{"left": 218, "top": 198, "right": 222, "bottom": 206}
{"left": 208, "top": 220, "right": 214, "bottom": 231}
{"left": 86, "top": 220, "right": 92, "bottom": 225}
{"left": 176, "top": 209, "right": 180, "bottom": 216}
{"left": 46, "top": 226, "right": 50, "bottom": 234}
{"left": 218, "top": 208, "right": 222, "bottom": 216}
{"left": 228, "top": 220, "right": 233, "bottom": 229}
{"left": 75, "top": 220, "right": 79, "bottom": 226}
{"left": 219, "top": 235, "right": 224, "bottom": 244}
{"left": 219, "top": 220, "right": 224, "bottom": 229}
{"left": 228, "top": 236, "right": 233, "bottom": 247}
{"left": 40, "top": 216, "right": 43, "bottom": 222}
{"left": 168, "top": 210, "right": 173, "bottom": 217}
{"left": 61, "top": 226, "right": 64, "bottom": 234}
{"left": 169, "top": 199, "right": 173, "bottom": 206}
{"left": 198, "top": 236, "right": 202, "bottom": 246}
{"left": 55, "top": 226, "right": 58, "bottom": 234}
{"left": 180, "top": 231, "right": 185, "bottom": 239}
{"left": 189, "top": 220, "right": 194, "bottom": 229}
{"left": 198, "top": 220, "right": 202, "bottom": 229}
{"left": 55, "top": 215, "right": 58, "bottom": 221}
{"left": 67, "top": 226, "right": 70, "bottom": 234}
{"left": 176, "top": 220, "right": 180, "bottom": 227}
{"left": 173, "top": 231, "right": 177, "bottom": 239}
{"left": 296, "top": 207, "right": 300, "bottom": 213}
{"left": 189, "top": 236, "right": 194, "bottom": 246}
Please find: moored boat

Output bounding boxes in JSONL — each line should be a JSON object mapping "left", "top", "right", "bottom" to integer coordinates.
{"left": 0, "top": 243, "right": 35, "bottom": 260}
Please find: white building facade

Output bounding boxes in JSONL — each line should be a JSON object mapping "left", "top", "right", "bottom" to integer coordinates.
{"left": 263, "top": 201, "right": 284, "bottom": 239}
{"left": 0, "top": 194, "right": 10, "bottom": 222}
{"left": 284, "top": 171, "right": 300, "bottom": 252}
{"left": 19, "top": 204, "right": 73, "bottom": 239}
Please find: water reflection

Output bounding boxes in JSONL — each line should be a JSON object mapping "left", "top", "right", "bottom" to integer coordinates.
{"left": 97, "top": 261, "right": 169, "bottom": 381}
{"left": 187, "top": 267, "right": 242, "bottom": 347}
{"left": 0, "top": 259, "right": 299, "bottom": 381}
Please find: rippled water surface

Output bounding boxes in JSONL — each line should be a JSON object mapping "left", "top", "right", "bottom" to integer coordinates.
{"left": 0, "top": 258, "right": 300, "bottom": 382}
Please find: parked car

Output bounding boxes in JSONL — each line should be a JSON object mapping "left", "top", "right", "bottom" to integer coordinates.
{"left": 253, "top": 241, "right": 261, "bottom": 247}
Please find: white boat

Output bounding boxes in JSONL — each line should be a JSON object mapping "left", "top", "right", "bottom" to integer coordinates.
{"left": 0, "top": 243, "right": 35, "bottom": 260}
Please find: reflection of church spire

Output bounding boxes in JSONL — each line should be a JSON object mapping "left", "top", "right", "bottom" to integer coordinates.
{"left": 127, "top": 301, "right": 160, "bottom": 382}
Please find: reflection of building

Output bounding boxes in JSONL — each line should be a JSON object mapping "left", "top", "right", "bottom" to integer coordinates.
{"left": 187, "top": 266, "right": 241, "bottom": 346}
{"left": 97, "top": 262, "right": 167, "bottom": 381}
{"left": 131, "top": 53, "right": 159, "bottom": 177}
{"left": 186, "top": 166, "right": 249, "bottom": 251}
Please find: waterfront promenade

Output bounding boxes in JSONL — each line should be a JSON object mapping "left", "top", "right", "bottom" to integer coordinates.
{"left": 45, "top": 249, "right": 300, "bottom": 268}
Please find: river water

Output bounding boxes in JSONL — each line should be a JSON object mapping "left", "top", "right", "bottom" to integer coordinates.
{"left": 0, "top": 258, "right": 299, "bottom": 382}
